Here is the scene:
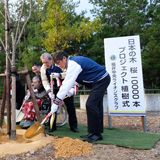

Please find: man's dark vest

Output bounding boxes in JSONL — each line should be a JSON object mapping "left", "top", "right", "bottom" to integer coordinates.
{"left": 46, "top": 65, "right": 62, "bottom": 90}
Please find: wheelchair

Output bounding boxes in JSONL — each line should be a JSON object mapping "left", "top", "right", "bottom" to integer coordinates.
{"left": 39, "top": 98, "right": 68, "bottom": 127}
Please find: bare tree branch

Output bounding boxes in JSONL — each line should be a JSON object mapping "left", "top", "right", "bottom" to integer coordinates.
{"left": 7, "top": 9, "right": 16, "bottom": 47}
{"left": 0, "top": 37, "right": 12, "bottom": 64}
{"left": 14, "top": 0, "right": 25, "bottom": 45}
{"left": 6, "top": 52, "right": 12, "bottom": 65}
{"left": 16, "top": 0, "right": 32, "bottom": 46}
{"left": 11, "top": 31, "right": 16, "bottom": 64}
{"left": 6, "top": 8, "right": 12, "bottom": 24}
{"left": 0, "top": 37, "right": 6, "bottom": 52}
{"left": 0, "top": 11, "right": 10, "bottom": 23}
{"left": 6, "top": 7, "right": 11, "bottom": 23}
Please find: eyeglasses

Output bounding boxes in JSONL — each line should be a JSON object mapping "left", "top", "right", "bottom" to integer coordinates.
{"left": 56, "top": 60, "right": 61, "bottom": 65}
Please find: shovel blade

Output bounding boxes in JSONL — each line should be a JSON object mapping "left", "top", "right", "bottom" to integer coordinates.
{"left": 16, "top": 109, "right": 24, "bottom": 122}
{"left": 25, "top": 122, "right": 44, "bottom": 139}
{"left": 50, "top": 113, "right": 55, "bottom": 129}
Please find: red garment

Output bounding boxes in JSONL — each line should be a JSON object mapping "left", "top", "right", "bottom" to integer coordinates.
{"left": 23, "top": 99, "right": 42, "bottom": 121}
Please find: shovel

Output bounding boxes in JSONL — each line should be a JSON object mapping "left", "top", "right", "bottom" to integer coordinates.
{"left": 16, "top": 109, "right": 24, "bottom": 122}
{"left": 25, "top": 112, "right": 55, "bottom": 139}
{"left": 17, "top": 91, "right": 30, "bottom": 119}
{"left": 3, "top": 109, "right": 24, "bottom": 124}
{"left": 50, "top": 73, "right": 54, "bottom": 129}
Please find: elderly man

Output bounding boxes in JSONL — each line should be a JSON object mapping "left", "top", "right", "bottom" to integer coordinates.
{"left": 51, "top": 51, "right": 110, "bottom": 143}
{"left": 40, "top": 52, "right": 78, "bottom": 133}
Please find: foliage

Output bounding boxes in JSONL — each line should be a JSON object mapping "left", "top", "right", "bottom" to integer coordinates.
{"left": 141, "top": 3, "right": 160, "bottom": 88}
{"left": 12, "top": 0, "right": 45, "bottom": 71}
{"left": 0, "top": 1, "right": 6, "bottom": 73}
{"left": 0, "top": 0, "right": 160, "bottom": 90}
{"left": 85, "top": 0, "right": 149, "bottom": 65}
{"left": 41, "top": 0, "right": 102, "bottom": 52}
{"left": 0, "top": 1, "right": 6, "bottom": 97}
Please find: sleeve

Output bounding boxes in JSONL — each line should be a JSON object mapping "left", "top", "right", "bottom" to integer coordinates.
{"left": 55, "top": 60, "right": 82, "bottom": 103}
{"left": 40, "top": 65, "right": 51, "bottom": 93}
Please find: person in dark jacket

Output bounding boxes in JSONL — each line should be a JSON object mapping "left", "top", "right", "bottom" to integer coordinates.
{"left": 10, "top": 76, "right": 25, "bottom": 110}
{"left": 10, "top": 75, "right": 25, "bottom": 125}
{"left": 16, "top": 76, "right": 25, "bottom": 110}
{"left": 51, "top": 51, "right": 111, "bottom": 143}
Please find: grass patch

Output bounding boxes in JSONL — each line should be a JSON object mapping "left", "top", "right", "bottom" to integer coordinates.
{"left": 45, "top": 124, "right": 160, "bottom": 150}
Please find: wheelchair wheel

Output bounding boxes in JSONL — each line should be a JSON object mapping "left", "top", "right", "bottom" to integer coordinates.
{"left": 56, "top": 103, "right": 68, "bottom": 127}
{"left": 38, "top": 99, "right": 50, "bottom": 126}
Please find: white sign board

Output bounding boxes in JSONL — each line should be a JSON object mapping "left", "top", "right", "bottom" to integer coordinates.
{"left": 104, "top": 35, "right": 146, "bottom": 116}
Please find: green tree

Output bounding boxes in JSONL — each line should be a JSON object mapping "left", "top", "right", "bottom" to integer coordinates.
{"left": 0, "top": 1, "right": 5, "bottom": 73}
{"left": 0, "top": 1, "right": 6, "bottom": 97}
{"left": 141, "top": 3, "right": 160, "bottom": 88}
{"left": 41, "top": 0, "right": 102, "bottom": 52}
{"left": 85, "top": 0, "right": 149, "bottom": 65}
{"left": 88, "top": 0, "right": 160, "bottom": 88}
{"left": 13, "top": 0, "right": 45, "bottom": 71}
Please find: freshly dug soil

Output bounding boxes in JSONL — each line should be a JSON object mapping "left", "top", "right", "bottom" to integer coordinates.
{"left": 0, "top": 128, "right": 56, "bottom": 158}
{"left": 0, "top": 110, "right": 160, "bottom": 160}
{"left": 0, "top": 125, "right": 32, "bottom": 144}
{"left": 53, "top": 137, "right": 92, "bottom": 158}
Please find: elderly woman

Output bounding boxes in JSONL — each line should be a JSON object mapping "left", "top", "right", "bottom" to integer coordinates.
{"left": 20, "top": 76, "right": 48, "bottom": 128}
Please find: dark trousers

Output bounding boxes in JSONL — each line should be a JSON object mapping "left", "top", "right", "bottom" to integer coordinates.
{"left": 64, "top": 96, "right": 77, "bottom": 129}
{"left": 86, "top": 75, "right": 110, "bottom": 134}
{"left": 49, "top": 91, "right": 77, "bottom": 130}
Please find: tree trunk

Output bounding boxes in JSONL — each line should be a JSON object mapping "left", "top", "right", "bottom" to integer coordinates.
{"left": 5, "top": 0, "right": 11, "bottom": 139}
{"left": 0, "top": 79, "right": 6, "bottom": 128}
{"left": 10, "top": 66, "right": 16, "bottom": 140}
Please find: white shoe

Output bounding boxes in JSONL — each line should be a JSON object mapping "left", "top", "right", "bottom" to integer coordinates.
{"left": 23, "top": 120, "right": 35, "bottom": 127}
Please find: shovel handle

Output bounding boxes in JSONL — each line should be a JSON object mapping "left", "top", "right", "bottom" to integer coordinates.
{"left": 17, "top": 107, "right": 23, "bottom": 118}
{"left": 46, "top": 112, "right": 52, "bottom": 120}
{"left": 50, "top": 73, "right": 54, "bottom": 105}
{"left": 41, "top": 112, "right": 52, "bottom": 125}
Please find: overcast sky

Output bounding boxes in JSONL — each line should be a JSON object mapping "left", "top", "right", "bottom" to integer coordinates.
{"left": 73, "top": 0, "right": 94, "bottom": 18}
{"left": 8, "top": 0, "right": 94, "bottom": 19}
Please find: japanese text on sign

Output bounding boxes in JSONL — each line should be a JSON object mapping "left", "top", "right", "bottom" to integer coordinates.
{"left": 104, "top": 35, "right": 146, "bottom": 116}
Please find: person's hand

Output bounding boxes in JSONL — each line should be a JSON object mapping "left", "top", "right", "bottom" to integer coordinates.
{"left": 51, "top": 103, "right": 59, "bottom": 114}
{"left": 48, "top": 92, "right": 55, "bottom": 100}
{"left": 60, "top": 72, "right": 66, "bottom": 79}
{"left": 52, "top": 73, "right": 60, "bottom": 78}
{"left": 67, "top": 88, "right": 75, "bottom": 97}
{"left": 34, "top": 89, "right": 38, "bottom": 93}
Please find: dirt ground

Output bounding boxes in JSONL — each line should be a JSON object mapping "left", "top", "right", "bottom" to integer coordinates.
{"left": 0, "top": 110, "right": 160, "bottom": 160}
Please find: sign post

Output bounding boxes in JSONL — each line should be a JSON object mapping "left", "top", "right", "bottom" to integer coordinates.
{"left": 104, "top": 35, "right": 147, "bottom": 132}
